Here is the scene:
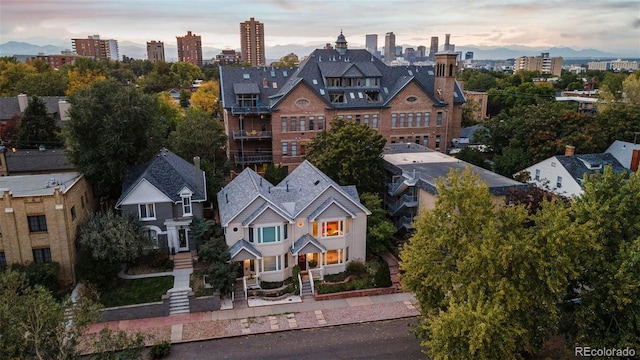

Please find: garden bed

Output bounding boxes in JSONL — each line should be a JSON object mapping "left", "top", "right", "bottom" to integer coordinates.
{"left": 125, "top": 251, "right": 173, "bottom": 275}
{"left": 100, "top": 276, "right": 173, "bottom": 308}
{"left": 190, "top": 269, "right": 214, "bottom": 297}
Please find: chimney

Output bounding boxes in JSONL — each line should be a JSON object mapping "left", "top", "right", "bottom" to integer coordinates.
{"left": 17, "top": 94, "right": 28, "bottom": 112}
{"left": 564, "top": 145, "right": 575, "bottom": 156}
{"left": 58, "top": 100, "right": 71, "bottom": 121}
{"left": 631, "top": 149, "right": 640, "bottom": 172}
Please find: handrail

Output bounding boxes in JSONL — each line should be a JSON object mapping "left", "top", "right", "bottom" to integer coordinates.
{"left": 308, "top": 272, "right": 315, "bottom": 296}
{"left": 297, "top": 273, "right": 303, "bottom": 296}
{"left": 243, "top": 276, "right": 248, "bottom": 301}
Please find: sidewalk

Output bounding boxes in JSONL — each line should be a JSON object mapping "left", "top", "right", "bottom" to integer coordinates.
{"left": 88, "top": 292, "right": 419, "bottom": 345}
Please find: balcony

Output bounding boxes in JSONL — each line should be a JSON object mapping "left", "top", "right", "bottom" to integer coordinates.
{"left": 231, "top": 106, "right": 270, "bottom": 115}
{"left": 387, "top": 194, "right": 418, "bottom": 216}
{"left": 232, "top": 130, "right": 272, "bottom": 141}
{"left": 234, "top": 153, "right": 273, "bottom": 165}
{"left": 387, "top": 170, "right": 420, "bottom": 196}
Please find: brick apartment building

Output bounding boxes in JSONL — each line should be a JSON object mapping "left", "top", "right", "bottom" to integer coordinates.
{"left": 176, "top": 31, "right": 203, "bottom": 67}
{"left": 220, "top": 32, "right": 465, "bottom": 174}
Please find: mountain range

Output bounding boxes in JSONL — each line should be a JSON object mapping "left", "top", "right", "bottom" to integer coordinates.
{"left": 1, "top": 40, "right": 634, "bottom": 62}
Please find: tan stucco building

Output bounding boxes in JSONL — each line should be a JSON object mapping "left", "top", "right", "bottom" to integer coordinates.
{"left": 0, "top": 172, "right": 95, "bottom": 284}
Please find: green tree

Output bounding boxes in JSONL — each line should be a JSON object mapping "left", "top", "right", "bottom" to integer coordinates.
{"left": 15, "top": 96, "right": 62, "bottom": 148}
{"left": 270, "top": 53, "right": 299, "bottom": 67}
{"left": 465, "top": 71, "right": 498, "bottom": 91}
{"left": 64, "top": 79, "right": 167, "bottom": 203}
{"left": 169, "top": 108, "right": 229, "bottom": 199}
{"left": 454, "top": 147, "right": 491, "bottom": 169}
{"left": 0, "top": 57, "right": 36, "bottom": 96}
{"left": 306, "top": 117, "right": 387, "bottom": 194}
{"left": 359, "top": 192, "right": 395, "bottom": 255}
{"left": 15, "top": 70, "right": 68, "bottom": 96}
{"left": 171, "top": 62, "right": 204, "bottom": 88}
{"left": 400, "top": 168, "right": 590, "bottom": 359}
{"left": 568, "top": 167, "right": 640, "bottom": 349}
{"left": 0, "top": 270, "right": 147, "bottom": 359}
{"left": 263, "top": 163, "right": 288, "bottom": 185}
{"left": 198, "top": 227, "right": 236, "bottom": 295}
{"left": 138, "top": 61, "right": 179, "bottom": 93}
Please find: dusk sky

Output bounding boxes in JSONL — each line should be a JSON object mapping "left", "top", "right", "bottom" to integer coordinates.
{"left": 1, "top": 0, "right": 639, "bottom": 57}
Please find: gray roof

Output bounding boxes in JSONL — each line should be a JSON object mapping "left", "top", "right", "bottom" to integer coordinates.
{"left": 605, "top": 140, "right": 640, "bottom": 170}
{"left": 459, "top": 124, "right": 487, "bottom": 143}
{"left": 229, "top": 239, "right": 262, "bottom": 259}
{"left": 291, "top": 234, "right": 326, "bottom": 255}
{"left": 0, "top": 172, "right": 82, "bottom": 197}
{"left": 3, "top": 148, "right": 73, "bottom": 174}
{"left": 218, "top": 160, "right": 369, "bottom": 226}
{"left": 0, "top": 96, "right": 67, "bottom": 123}
{"left": 220, "top": 48, "right": 465, "bottom": 112}
{"left": 383, "top": 143, "right": 526, "bottom": 196}
{"left": 555, "top": 153, "right": 628, "bottom": 185}
{"left": 116, "top": 148, "right": 206, "bottom": 207}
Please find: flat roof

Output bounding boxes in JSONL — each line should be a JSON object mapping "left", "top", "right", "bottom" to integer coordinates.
{"left": 0, "top": 172, "right": 82, "bottom": 197}
{"left": 383, "top": 143, "right": 524, "bottom": 194}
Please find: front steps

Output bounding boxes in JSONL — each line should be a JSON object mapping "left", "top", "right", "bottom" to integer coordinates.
{"left": 169, "top": 289, "right": 190, "bottom": 315}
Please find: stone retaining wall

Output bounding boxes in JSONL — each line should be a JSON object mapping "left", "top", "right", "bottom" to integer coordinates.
{"left": 101, "top": 295, "right": 170, "bottom": 322}
{"left": 313, "top": 285, "right": 397, "bottom": 301}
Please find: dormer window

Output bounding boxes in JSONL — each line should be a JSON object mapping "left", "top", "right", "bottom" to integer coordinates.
{"left": 182, "top": 196, "right": 192, "bottom": 216}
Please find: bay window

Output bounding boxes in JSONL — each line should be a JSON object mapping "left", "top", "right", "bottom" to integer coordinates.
{"left": 261, "top": 255, "right": 282, "bottom": 272}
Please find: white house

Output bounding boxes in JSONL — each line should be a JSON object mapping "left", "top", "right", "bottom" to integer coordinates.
{"left": 605, "top": 140, "right": 640, "bottom": 171}
{"left": 217, "top": 160, "right": 370, "bottom": 283}
{"left": 518, "top": 146, "right": 628, "bottom": 198}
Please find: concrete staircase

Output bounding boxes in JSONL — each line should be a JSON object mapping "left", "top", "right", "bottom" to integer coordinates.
{"left": 168, "top": 289, "right": 190, "bottom": 315}
{"left": 172, "top": 253, "right": 193, "bottom": 270}
{"left": 301, "top": 276, "right": 314, "bottom": 297}
{"left": 233, "top": 280, "right": 245, "bottom": 302}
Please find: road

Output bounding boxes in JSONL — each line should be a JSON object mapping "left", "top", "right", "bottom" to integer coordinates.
{"left": 166, "top": 318, "right": 424, "bottom": 359}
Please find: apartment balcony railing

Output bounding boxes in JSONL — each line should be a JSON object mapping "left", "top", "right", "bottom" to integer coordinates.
{"left": 231, "top": 106, "right": 270, "bottom": 115}
{"left": 387, "top": 170, "right": 420, "bottom": 196}
{"left": 232, "top": 130, "right": 272, "bottom": 140}
{"left": 388, "top": 194, "right": 418, "bottom": 216}
{"left": 234, "top": 154, "right": 273, "bottom": 165}
{"left": 395, "top": 215, "right": 415, "bottom": 230}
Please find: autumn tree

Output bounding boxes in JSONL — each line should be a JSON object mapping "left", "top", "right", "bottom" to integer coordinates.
{"left": 169, "top": 108, "right": 229, "bottom": 199}
{"left": 15, "top": 70, "right": 68, "bottom": 96}
{"left": 171, "top": 61, "right": 204, "bottom": 88}
{"left": 270, "top": 53, "right": 299, "bottom": 67}
{"left": 568, "top": 167, "right": 640, "bottom": 349}
{"left": 0, "top": 57, "right": 36, "bottom": 96}
{"left": 64, "top": 57, "right": 107, "bottom": 95}
{"left": 400, "top": 168, "right": 591, "bottom": 359}
{"left": 190, "top": 80, "right": 221, "bottom": 115}
{"left": 64, "top": 79, "right": 167, "bottom": 203}
{"left": 306, "top": 117, "right": 387, "bottom": 194}
{"left": 15, "top": 95, "right": 62, "bottom": 148}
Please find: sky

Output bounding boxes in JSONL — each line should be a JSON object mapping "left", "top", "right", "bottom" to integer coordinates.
{"left": 1, "top": 0, "right": 639, "bottom": 58}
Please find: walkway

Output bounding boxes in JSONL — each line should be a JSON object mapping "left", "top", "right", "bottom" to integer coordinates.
{"left": 87, "top": 292, "right": 419, "bottom": 345}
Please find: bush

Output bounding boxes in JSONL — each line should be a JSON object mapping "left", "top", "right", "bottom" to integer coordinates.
{"left": 346, "top": 261, "right": 367, "bottom": 277}
{"left": 316, "top": 278, "right": 371, "bottom": 294}
{"left": 260, "top": 280, "right": 284, "bottom": 289}
{"left": 75, "top": 249, "right": 121, "bottom": 290}
{"left": 10, "top": 262, "right": 60, "bottom": 293}
{"left": 373, "top": 261, "right": 392, "bottom": 288}
{"left": 149, "top": 340, "right": 171, "bottom": 359}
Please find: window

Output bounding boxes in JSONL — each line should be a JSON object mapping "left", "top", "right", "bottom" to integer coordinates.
{"left": 437, "top": 112, "right": 443, "bottom": 126}
{"left": 299, "top": 117, "right": 306, "bottom": 131}
{"left": 0, "top": 252, "right": 6, "bottom": 267}
{"left": 423, "top": 135, "right": 429, "bottom": 147}
{"left": 182, "top": 196, "right": 192, "bottom": 216}
{"left": 399, "top": 113, "right": 406, "bottom": 127}
{"left": 391, "top": 113, "right": 397, "bottom": 128}
{"left": 408, "top": 113, "right": 414, "bottom": 127}
{"left": 309, "top": 116, "right": 315, "bottom": 130}
{"left": 424, "top": 112, "right": 430, "bottom": 126}
{"left": 282, "top": 142, "right": 288, "bottom": 156}
{"left": 33, "top": 248, "right": 52, "bottom": 264}
{"left": 319, "top": 220, "right": 344, "bottom": 238}
{"left": 300, "top": 141, "right": 306, "bottom": 156}
{"left": 416, "top": 112, "right": 422, "bottom": 127}
{"left": 139, "top": 203, "right": 156, "bottom": 220}
{"left": 556, "top": 176, "right": 563, "bottom": 188}
{"left": 364, "top": 114, "right": 370, "bottom": 127}
{"left": 291, "top": 141, "right": 297, "bottom": 156}
{"left": 262, "top": 255, "right": 282, "bottom": 272}
{"left": 415, "top": 136, "right": 421, "bottom": 144}
{"left": 70, "top": 206, "right": 76, "bottom": 221}
{"left": 248, "top": 227, "right": 254, "bottom": 243}
{"left": 290, "top": 117, "right": 297, "bottom": 131}
{"left": 535, "top": 169, "right": 540, "bottom": 181}
{"left": 281, "top": 117, "right": 287, "bottom": 132}
{"left": 27, "top": 215, "right": 47, "bottom": 232}
{"left": 146, "top": 228, "right": 159, "bottom": 249}
{"left": 257, "top": 226, "right": 281, "bottom": 243}
{"left": 435, "top": 135, "right": 441, "bottom": 149}
{"left": 372, "top": 114, "right": 378, "bottom": 129}
{"left": 330, "top": 93, "right": 345, "bottom": 103}
{"left": 325, "top": 250, "right": 343, "bottom": 265}
{"left": 318, "top": 116, "right": 325, "bottom": 130}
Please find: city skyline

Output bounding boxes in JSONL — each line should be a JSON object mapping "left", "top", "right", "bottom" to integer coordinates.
{"left": 1, "top": 0, "right": 639, "bottom": 58}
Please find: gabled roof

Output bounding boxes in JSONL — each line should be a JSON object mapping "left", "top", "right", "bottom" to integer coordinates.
{"left": 116, "top": 148, "right": 206, "bottom": 207}
{"left": 217, "top": 160, "right": 370, "bottom": 226}
{"left": 605, "top": 140, "right": 640, "bottom": 170}
{"left": 291, "top": 234, "right": 326, "bottom": 255}
{"left": 0, "top": 95, "right": 67, "bottom": 121}
{"left": 219, "top": 48, "right": 465, "bottom": 112}
{"left": 229, "top": 238, "right": 262, "bottom": 260}
{"left": 555, "top": 153, "right": 628, "bottom": 185}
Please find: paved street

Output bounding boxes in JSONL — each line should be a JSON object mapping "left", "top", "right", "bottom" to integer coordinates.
{"left": 166, "top": 318, "right": 424, "bottom": 359}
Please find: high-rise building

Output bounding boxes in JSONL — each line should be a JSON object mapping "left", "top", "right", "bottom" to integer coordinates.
{"left": 429, "top": 36, "right": 439, "bottom": 61}
{"left": 72, "top": 35, "right": 118, "bottom": 61}
{"left": 465, "top": 52, "right": 474, "bottom": 60}
{"left": 176, "top": 31, "right": 203, "bottom": 67}
{"left": 443, "top": 34, "right": 454, "bottom": 52}
{"left": 146, "top": 41, "right": 165, "bottom": 63}
{"left": 365, "top": 34, "right": 378, "bottom": 54}
{"left": 417, "top": 45, "right": 427, "bottom": 60}
{"left": 384, "top": 32, "right": 396, "bottom": 63}
{"left": 515, "top": 52, "right": 562, "bottom": 76}
{"left": 240, "top": 17, "right": 266, "bottom": 66}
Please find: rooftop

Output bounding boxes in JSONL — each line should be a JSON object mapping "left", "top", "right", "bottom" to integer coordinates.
{"left": 0, "top": 172, "right": 82, "bottom": 197}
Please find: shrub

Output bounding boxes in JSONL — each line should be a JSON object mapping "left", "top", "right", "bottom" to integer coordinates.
{"left": 10, "top": 262, "right": 60, "bottom": 293}
{"left": 373, "top": 261, "right": 392, "bottom": 288}
{"left": 149, "top": 340, "right": 171, "bottom": 359}
{"left": 260, "top": 280, "right": 284, "bottom": 289}
{"left": 346, "top": 260, "right": 367, "bottom": 277}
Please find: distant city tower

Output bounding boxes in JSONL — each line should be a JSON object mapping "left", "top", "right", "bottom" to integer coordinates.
{"left": 240, "top": 17, "right": 266, "bottom": 66}
{"left": 384, "top": 32, "right": 396, "bottom": 63}
{"left": 335, "top": 31, "right": 348, "bottom": 55}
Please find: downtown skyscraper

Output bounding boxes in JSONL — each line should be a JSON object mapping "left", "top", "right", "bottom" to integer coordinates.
{"left": 240, "top": 17, "right": 266, "bottom": 66}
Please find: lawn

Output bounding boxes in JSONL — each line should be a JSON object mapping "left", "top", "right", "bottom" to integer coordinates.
{"left": 100, "top": 276, "right": 174, "bottom": 308}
